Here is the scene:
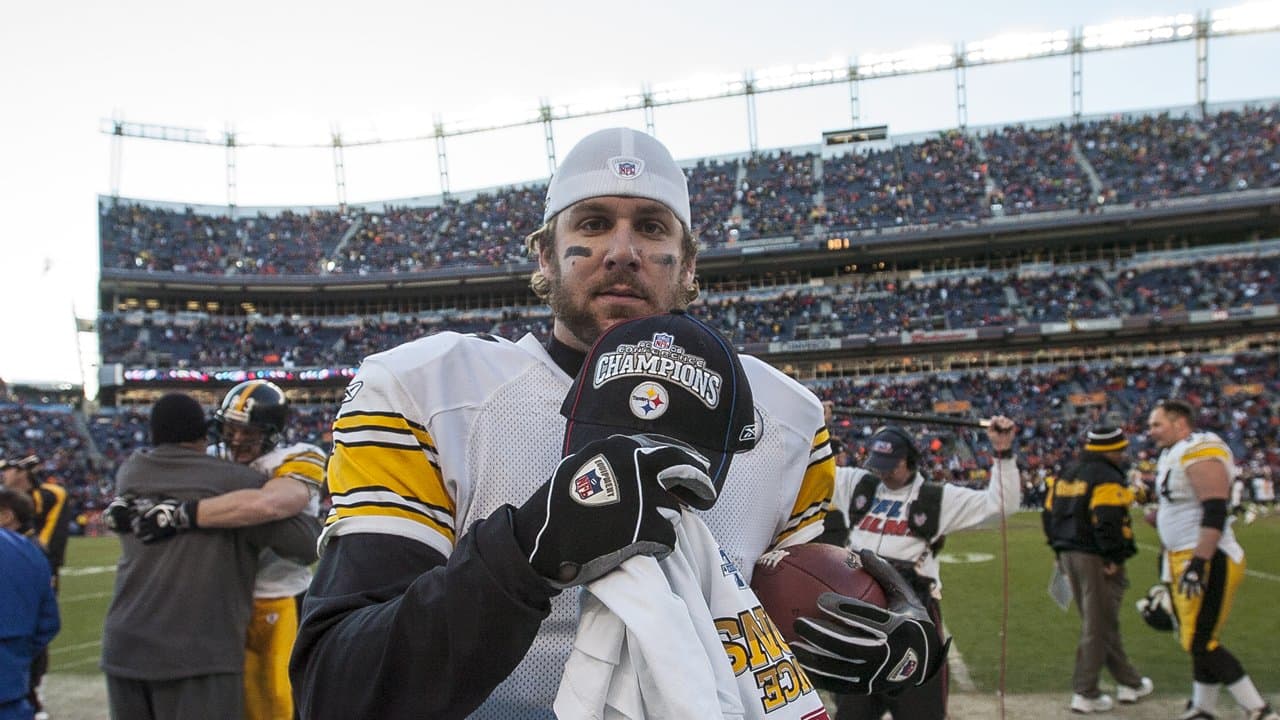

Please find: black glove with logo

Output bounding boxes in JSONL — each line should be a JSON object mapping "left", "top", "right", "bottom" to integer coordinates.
{"left": 134, "top": 498, "right": 200, "bottom": 544}
{"left": 1178, "top": 555, "right": 1208, "bottom": 599}
{"left": 791, "top": 548, "right": 950, "bottom": 695}
{"left": 512, "top": 434, "right": 714, "bottom": 588}
{"left": 103, "top": 496, "right": 137, "bottom": 534}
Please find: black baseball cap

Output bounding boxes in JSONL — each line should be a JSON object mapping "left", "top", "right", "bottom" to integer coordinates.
{"left": 560, "top": 310, "right": 759, "bottom": 500}
{"left": 863, "top": 426, "right": 916, "bottom": 474}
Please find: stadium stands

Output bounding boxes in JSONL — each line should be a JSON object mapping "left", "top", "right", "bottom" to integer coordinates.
{"left": 97, "top": 248, "right": 1280, "bottom": 368}
{"left": 100, "top": 104, "right": 1280, "bottom": 276}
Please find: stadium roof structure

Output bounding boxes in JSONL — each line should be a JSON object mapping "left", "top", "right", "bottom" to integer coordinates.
{"left": 102, "top": 2, "right": 1280, "bottom": 209}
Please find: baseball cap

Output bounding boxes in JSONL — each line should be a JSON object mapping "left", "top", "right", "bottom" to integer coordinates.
{"left": 543, "top": 127, "right": 692, "bottom": 230}
{"left": 863, "top": 426, "right": 917, "bottom": 475}
{"left": 1085, "top": 426, "right": 1128, "bottom": 453}
{"left": 560, "top": 310, "right": 758, "bottom": 503}
{"left": 151, "top": 392, "right": 210, "bottom": 446}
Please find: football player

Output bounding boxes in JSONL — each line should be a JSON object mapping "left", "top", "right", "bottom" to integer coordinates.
{"left": 289, "top": 127, "right": 946, "bottom": 719}
{"left": 1148, "top": 399, "right": 1278, "bottom": 720}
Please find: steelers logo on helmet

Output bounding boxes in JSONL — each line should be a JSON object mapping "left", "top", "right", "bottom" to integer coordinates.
{"left": 630, "top": 381, "right": 669, "bottom": 420}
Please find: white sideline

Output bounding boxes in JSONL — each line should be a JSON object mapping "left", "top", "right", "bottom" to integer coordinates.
{"left": 943, "top": 623, "right": 977, "bottom": 692}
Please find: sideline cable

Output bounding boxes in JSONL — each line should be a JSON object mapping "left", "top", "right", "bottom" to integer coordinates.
{"left": 995, "top": 442, "right": 1010, "bottom": 720}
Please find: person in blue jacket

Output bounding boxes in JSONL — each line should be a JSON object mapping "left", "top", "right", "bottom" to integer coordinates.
{"left": 0, "top": 486, "right": 60, "bottom": 720}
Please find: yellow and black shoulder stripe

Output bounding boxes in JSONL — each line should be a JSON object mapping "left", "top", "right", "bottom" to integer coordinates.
{"left": 776, "top": 426, "right": 835, "bottom": 545}
{"left": 327, "top": 410, "right": 456, "bottom": 549}
{"left": 274, "top": 446, "right": 327, "bottom": 487}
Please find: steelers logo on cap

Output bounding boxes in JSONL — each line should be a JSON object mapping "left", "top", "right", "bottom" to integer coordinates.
{"left": 630, "top": 381, "right": 669, "bottom": 420}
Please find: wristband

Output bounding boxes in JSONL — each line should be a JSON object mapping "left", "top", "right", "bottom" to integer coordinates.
{"left": 1200, "top": 498, "right": 1227, "bottom": 531}
{"left": 184, "top": 499, "right": 200, "bottom": 529}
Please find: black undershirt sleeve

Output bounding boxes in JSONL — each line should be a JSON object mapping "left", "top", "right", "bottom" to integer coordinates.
{"left": 290, "top": 506, "right": 558, "bottom": 720}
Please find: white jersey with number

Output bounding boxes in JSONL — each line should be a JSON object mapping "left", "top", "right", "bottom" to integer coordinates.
{"left": 1155, "top": 431, "right": 1243, "bottom": 562}
{"left": 211, "top": 441, "right": 327, "bottom": 598}
{"left": 323, "top": 331, "right": 835, "bottom": 719}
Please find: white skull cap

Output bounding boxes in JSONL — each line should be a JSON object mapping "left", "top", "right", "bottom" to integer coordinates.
{"left": 543, "top": 127, "right": 691, "bottom": 230}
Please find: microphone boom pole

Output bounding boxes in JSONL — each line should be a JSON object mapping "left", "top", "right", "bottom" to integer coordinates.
{"left": 831, "top": 406, "right": 991, "bottom": 429}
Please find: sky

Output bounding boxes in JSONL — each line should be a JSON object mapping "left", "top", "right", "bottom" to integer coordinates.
{"left": 2, "top": 0, "right": 1279, "bottom": 393}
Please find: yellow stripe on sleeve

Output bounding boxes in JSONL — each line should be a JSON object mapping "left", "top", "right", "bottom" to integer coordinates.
{"left": 326, "top": 432, "right": 456, "bottom": 544}
{"left": 1088, "top": 482, "right": 1134, "bottom": 510}
{"left": 37, "top": 484, "right": 67, "bottom": 549}
{"left": 334, "top": 411, "right": 436, "bottom": 451}
{"left": 1181, "top": 445, "right": 1230, "bottom": 467}
{"left": 274, "top": 452, "right": 327, "bottom": 486}
{"left": 776, "top": 428, "right": 835, "bottom": 545}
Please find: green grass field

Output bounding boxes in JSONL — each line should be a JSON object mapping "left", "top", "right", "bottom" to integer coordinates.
{"left": 941, "top": 510, "right": 1280, "bottom": 694}
{"left": 49, "top": 510, "right": 1280, "bottom": 697}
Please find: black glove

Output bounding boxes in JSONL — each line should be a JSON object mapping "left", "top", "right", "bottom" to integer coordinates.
{"left": 1178, "top": 555, "right": 1208, "bottom": 598}
{"left": 103, "top": 496, "right": 136, "bottom": 534}
{"left": 134, "top": 498, "right": 200, "bottom": 544}
{"left": 791, "top": 548, "right": 950, "bottom": 695}
{"left": 512, "top": 434, "right": 714, "bottom": 588}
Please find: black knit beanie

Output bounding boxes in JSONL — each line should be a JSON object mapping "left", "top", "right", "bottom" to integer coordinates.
{"left": 151, "top": 393, "right": 209, "bottom": 446}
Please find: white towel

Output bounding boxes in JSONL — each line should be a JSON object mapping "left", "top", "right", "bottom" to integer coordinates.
{"left": 554, "top": 511, "right": 829, "bottom": 720}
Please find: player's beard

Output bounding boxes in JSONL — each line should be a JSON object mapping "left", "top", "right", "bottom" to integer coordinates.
{"left": 545, "top": 260, "right": 687, "bottom": 348}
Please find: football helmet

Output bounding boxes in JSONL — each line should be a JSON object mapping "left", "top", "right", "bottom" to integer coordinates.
{"left": 0, "top": 454, "right": 41, "bottom": 487}
{"left": 1136, "top": 583, "right": 1177, "bottom": 633}
{"left": 213, "top": 380, "right": 289, "bottom": 460}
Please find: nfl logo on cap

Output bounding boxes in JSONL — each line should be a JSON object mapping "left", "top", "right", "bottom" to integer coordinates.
{"left": 610, "top": 156, "right": 644, "bottom": 179}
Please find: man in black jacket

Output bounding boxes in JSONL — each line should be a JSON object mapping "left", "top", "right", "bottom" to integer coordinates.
{"left": 1043, "top": 426, "right": 1152, "bottom": 714}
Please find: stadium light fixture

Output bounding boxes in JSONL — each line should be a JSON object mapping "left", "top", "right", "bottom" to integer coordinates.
{"left": 1211, "top": 1, "right": 1280, "bottom": 34}
{"left": 856, "top": 45, "right": 955, "bottom": 78}
{"left": 1082, "top": 14, "right": 1196, "bottom": 50}
{"left": 964, "top": 30, "right": 1071, "bottom": 64}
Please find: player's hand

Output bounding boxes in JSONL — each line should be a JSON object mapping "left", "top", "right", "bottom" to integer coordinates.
{"left": 512, "top": 433, "right": 714, "bottom": 588}
{"left": 1178, "top": 556, "right": 1208, "bottom": 598}
{"left": 986, "top": 415, "right": 1016, "bottom": 453}
{"left": 134, "top": 498, "right": 200, "bottom": 544}
{"left": 103, "top": 496, "right": 136, "bottom": 534}
{"left": 791, "top": 549, "right": 949, "bottom": 695}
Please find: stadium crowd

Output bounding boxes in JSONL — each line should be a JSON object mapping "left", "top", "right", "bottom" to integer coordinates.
{"left": 98, "top": 250, "right": 1279, "bottom": 368}
{"left": 99, "top": 105, "right": 1280, "bottom": 276}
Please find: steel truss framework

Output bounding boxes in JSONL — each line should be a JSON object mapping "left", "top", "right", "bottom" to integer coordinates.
{"left": 103, "top": 5, "right": 1280, "bottom": 209}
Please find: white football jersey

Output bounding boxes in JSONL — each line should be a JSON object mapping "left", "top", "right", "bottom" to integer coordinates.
{"left": 210, "top": 440, "right": 327, "bottom": 598}
{"left": 324, "top": 331, "right": 834, "bottom": 719}
{"left": 1155, "top": 431, "right": 1243, "bottom": 562}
